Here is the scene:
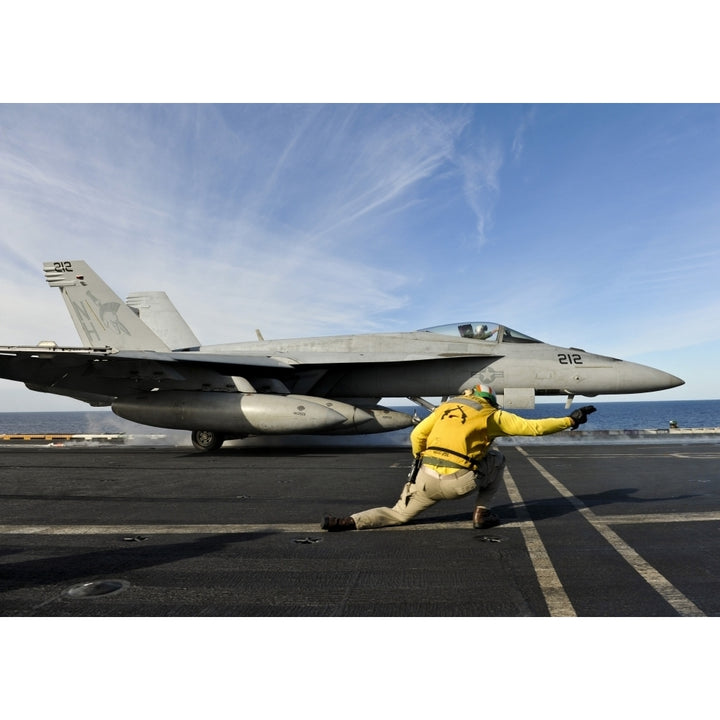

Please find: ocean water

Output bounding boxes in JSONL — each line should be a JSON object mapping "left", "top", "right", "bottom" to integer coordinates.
{"left": 0, "top": 400, "right": 718, "bottom": 442}
{"left": 505, "top": 399, "right": 720, "bottom": 431}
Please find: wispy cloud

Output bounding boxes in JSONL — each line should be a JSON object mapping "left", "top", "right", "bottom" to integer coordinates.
{"left": 511, "top": 107, "right": 536, "bottom": 161}
{"left": 454, "top": 136, "right": 504, "bottom": 247}
{"left": 0, "top": 105, "right": 504, "bottom": 349}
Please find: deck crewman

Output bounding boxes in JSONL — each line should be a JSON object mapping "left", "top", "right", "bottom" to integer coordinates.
{"left": 322, "top": 385, "right": 596, "bottom": 531}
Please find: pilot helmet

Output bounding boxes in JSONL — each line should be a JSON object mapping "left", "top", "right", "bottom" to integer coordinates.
{"left": 471, "top": 383, "right": 498, "bottom": 407}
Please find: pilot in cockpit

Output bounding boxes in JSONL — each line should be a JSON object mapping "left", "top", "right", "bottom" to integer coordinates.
{"left": 473, "top": 324, "right": 497, "bottom": 340}
{"left": 459, "top": 323, "right": 497, "bottom": 340}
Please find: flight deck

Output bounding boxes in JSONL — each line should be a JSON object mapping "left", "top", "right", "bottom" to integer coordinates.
{"left": 1, "top": 439, "right": 719, "bottom": 616}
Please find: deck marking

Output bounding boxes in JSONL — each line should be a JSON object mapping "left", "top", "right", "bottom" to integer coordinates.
{"left": 600, "top": 512, "right": 720, "bottom": 525}
{"left": 0, "top": 522, "right": 529, "bottom": 534}
{"left": 508, "top": 451, "right": 720, "bottom": 460}
{"left": 516, "top": 447, "right": 706, "bottom": 617}
{"left": 0, "top": 524, "right": 324, "bottom": 535}
{"left": 503, "top": 467, "right": 577, "bottom": 617}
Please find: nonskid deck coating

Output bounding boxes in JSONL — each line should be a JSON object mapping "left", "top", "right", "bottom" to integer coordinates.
{"left": 0, "top": 440, "right": 719, "bottom": 616}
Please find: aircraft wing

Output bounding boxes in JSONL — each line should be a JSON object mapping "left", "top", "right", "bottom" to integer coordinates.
{"left": 0, "top": 345, "right": 502, "bottom": 405}
{"left": 0, "top": 346, "right": 296, "bottom": 406}
{"left": 108, "top": 350, "right": 298, "bottom": 370}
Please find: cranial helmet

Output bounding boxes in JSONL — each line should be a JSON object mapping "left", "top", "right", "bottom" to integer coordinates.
{"left": 471, "top": 383, "right": 498, "bottom": 407}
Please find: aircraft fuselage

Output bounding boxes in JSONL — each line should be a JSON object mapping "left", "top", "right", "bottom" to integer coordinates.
{"left": 0, "top": 262, "right": 686, "bottom": 449}
{"left": 198, "top": 328, "right": 682, "bottom": 406}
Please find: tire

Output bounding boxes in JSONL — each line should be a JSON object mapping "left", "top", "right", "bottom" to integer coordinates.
{"left": 191, "top": 429, "right": 225, "bottom": 452}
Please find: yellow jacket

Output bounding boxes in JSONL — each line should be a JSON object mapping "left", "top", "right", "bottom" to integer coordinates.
{"left": 411, "top": 396, "right": 573, "bottom": 473}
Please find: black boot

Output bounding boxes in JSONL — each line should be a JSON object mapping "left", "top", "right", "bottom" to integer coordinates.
{"left": 321, "top": 515, "right": 357, "bottom": 532}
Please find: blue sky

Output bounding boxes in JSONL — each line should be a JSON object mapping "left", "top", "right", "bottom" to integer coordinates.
{"left": 1, "top": 103, "right": 718, "bottom": 410}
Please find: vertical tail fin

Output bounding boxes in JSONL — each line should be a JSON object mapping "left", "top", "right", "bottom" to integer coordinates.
{"left": 126, "top": 291, "right": 201, "bottom": 350}
{"left": 43, "top": 260, "right": 170, "bottom": 351}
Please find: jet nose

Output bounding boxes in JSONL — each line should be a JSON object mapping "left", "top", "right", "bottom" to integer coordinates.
{"left": 625, "top": 362, "right": 684, "bottom": 392}
{"left": 664, "top": 372, "right": 685, "bottom": 389}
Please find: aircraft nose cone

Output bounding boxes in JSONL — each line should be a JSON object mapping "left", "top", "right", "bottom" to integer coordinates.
{"left": 649, "top": 368, "right": 684, "bottom": 390}
{"left": 627, "top": 363, "right": 684, "bottom": 392}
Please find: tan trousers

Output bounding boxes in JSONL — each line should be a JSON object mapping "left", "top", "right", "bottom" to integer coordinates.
{"left": 352, "top": 449, "right": 506, "bottom": 530}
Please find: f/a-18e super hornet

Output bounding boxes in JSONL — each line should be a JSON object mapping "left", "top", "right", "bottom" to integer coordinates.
{"left": 0, "top": 260, "right": 683, "bottom": 450}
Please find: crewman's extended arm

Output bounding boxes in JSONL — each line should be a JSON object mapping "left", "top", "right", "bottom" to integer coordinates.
{"left": 488, "top": 410, "right": 573, "bottom": 438}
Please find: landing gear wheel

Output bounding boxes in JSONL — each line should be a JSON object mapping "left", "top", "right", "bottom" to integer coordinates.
{"left": 191, "top": 430, "right": 225, "bottom": 452}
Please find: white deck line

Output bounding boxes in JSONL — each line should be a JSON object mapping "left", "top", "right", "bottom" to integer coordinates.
{"left": 517, "top": 447, "right": 706, "bottom": 617}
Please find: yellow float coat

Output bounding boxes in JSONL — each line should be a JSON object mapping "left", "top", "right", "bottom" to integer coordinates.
{"left": 411, "top": 397, "right": 573, "bottom": 474}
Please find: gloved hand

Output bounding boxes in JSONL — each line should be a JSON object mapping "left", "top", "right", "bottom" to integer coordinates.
{"left": 569, "top": 405, "right": 597, "bottom": 429}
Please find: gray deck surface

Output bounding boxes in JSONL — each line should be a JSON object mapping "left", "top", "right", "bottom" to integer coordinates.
{"left": 2, "top": 440, "right": 719, "bottom": 617}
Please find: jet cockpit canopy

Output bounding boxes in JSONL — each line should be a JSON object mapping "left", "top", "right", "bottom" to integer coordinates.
{"left": 419, "top": 322, "right": 541, "bottom": 344}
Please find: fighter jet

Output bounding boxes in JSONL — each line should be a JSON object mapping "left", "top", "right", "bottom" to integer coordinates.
{"left": 0, "top": 260, "right": 684, "bottom": 450}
